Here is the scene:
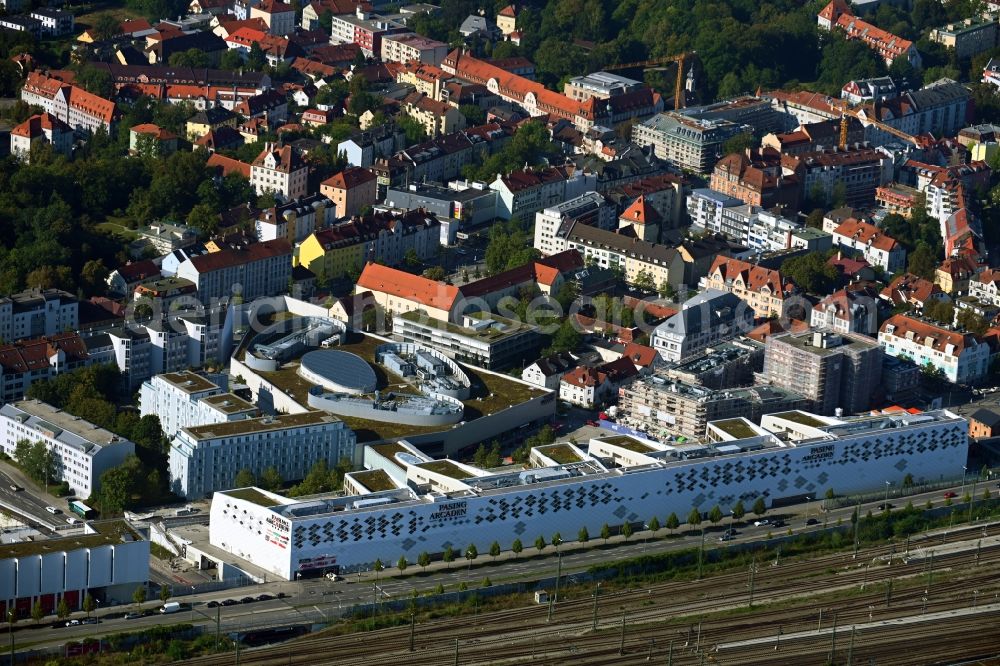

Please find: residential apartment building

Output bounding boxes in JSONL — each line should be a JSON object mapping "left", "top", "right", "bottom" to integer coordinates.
{"left": 686, "top": 188, "right": 744, "bottom": 234}
{"left": 175, "top": 239, "right": 292, "bottom": 303}
{"left": 859, "top": 79, "right": 970, "bottom": 143}
{"left": 400, "top": 92, "right": 466, "bottom": 138}
{"left": 383, "top": 181, "right": 499, "bottom": 231}
{"left": 256, "top": 194, "right": 337, "bottom": 245}
{"left": 700, "top": 257, "right": 793, "bottom": 319}
{"left": 818, "top": 0, "right": 922, "bottom": 68}
{"left": 356, "top": 262, "right": 462, "bottom": 323}
{"left": 139, "top": 371, "right": 258, "bottom": 438}
{"left": 783, "top": 146, "right": 893, "bottom": 208}
{"left": 320, "top": 167, "right": 378, "bottom": 218}
{"left": 878, "top": 314, "right": 989, "bottom": 384}
{"left": 663, "top": 339, "right": 764, "bottom": 390}
{"left": 0, "top": 289, "right": 78, "bottom": 344}
{"left": 129, "top": 123, "right": 179, "bottom": 157}
{"left": 169, "top": 411, "right": 356, "bottom": 498}
{"left": 533, "top": 191, "right": 617, "bottom": 257}
{"left": 651, "top": 290, "right": 753, "bottom": 363}
{"left": 559, "top": 358, "right": 637, "bottom": 409}
{"left": 0, "top": 333, "right": 92, "bottom": 404}
{"left": 490, "top": 166, "right": 596, "bottom": 223}
{"left": 522, "top": 352, "right": 577, "bottom": 390}
{"left": 10, "top": 112, "right": 73, "bottom": 162}
{"left": 930, "top": 17, "right": 998, "bottom": 60}
{"left": 20, "top": 71, "right": 117, "bottom": 135}
{"left": 380, "top": 33, "right": 449, "bottom": 65}
{"left": 761, "top": 117, "right": 865, "bottom": 157}
{"left": 830, "top": 217, "right": 906, "bottom": 273}
{"left": 618, "top": 375, "right": 806, "bottom": 439}
{"left": 108, "top": 315, "right": 227, "bottom": 391}
{"left": 762, "top": 330, "right": 883, "bottom": 416}
{"left": 338, "top": 125, "right": 406, "bottom": 168}
{"left": 29, "top": 8, "right": 73, "bottom": 35}
{"left": 250, "top": 143, "right": 308, "bottom": 202}
{"left": 810, "top": 288, "right": 879, "bottom": 336}
{"left": 0, "top": 400, "right": 134, "bottom": 499}
{"left": 0, "top": 16, "right": 40, "bottom": 38}
{"left": 969, "top": 268, "right": 1000, "bottom": 306}
{"left": 296, "top": 209, "right": 441, "bottom": 282}
{"left": 328, "top": 9, "right": 407, "bottom": 57}
{"left": 709, "top": 147, "right": 799, "bottom": 210}
{"left": 301, "top": 0, "right": 371, "bottom": 30}
{"left": 632, "top": 112, "right": 750, "bottom": 173}
{"left": 561, "top": 222, "right": 686, "bottom": 291}
{"left": 442, "top": 49, "right": 663, "bottom": 132}
{"left": 250, "top": 0, "right": 296, "bottom": 35}
{"left": 392, "top": 310, "right": 541, "bottom": 370}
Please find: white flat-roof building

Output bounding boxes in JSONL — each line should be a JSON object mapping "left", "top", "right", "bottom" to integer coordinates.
{"left": 139, "top": 371, "right": 259, "bottom": 438}
{"left": 0, "top": 288, "right": 78, "bottom": 344}
{"left": 169, "top": 411, "right": 356, "bottom": 499}
{"left": 0, "top": 400, "right": 135, "bottom": 499}
{"left": 209, "top": 408, "right": 968, "bottom": 580}
{"left": 0, "top": 521, "right": 148, "bottom": 615}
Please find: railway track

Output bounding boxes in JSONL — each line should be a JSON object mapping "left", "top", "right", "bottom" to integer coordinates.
{"left": 180, "top": 523, "right": 1000, "bottom": 665}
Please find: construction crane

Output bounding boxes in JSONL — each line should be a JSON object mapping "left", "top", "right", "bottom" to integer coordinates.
{"left": 602, "top": 52, "right": 694, "bottom": 110}
{"left": 840, "top": 109, "right": 920, "bottom": 147}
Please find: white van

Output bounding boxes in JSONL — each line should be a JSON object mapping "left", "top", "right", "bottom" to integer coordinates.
{"left": 160, "top": 602, "right": 181, "bottom": 614}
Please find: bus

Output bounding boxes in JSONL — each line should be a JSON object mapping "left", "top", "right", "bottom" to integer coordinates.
{"left": 68, "top": 501, "right": 97, "bottom": 520}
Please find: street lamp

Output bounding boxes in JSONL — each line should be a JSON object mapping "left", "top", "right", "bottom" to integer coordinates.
{"left": 883, "top": 481, "right": 891, "bottom": 510}
{"left": 962, "top": 466, "right": 968, "bottom": 498}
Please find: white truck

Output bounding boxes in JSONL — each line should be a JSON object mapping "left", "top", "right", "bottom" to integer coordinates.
{"left": 159, "top": 602, "right": 181, "bottom": 614}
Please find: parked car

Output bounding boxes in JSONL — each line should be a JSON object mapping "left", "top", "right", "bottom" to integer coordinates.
{"left": 8, "top": 485, "right": 21, "bottom": 492}
{"left": 221, "top": 599, "right": 238, "bottom": 607}
{"left": 81, "top": 617, "right": 98, "bottom": 625}
{"left": 256, "top": 594, "right": 273, "bottom": 602}
{"left": 718, "top": 533, "right": 735, "bottom": 542}
{"left": 943, "top": 491, "right": 957, "bottom": 499}
{"left": 124, "top": 613, "right": 142, "bottom": 620}
{"left": 753, "top": 519, "right": 771, "bottom": 527}
{"left": 45, "top": 506, "right": 60, "bottom": 514}
{"left": 771, "top": 519, "right": 786, "bottom": 528}
{"left": 240, "top": 597, "right": 255, "bottom": 604}
{"left": 206, "top": 601, "right": 219, "bottom": 608}
{"left": 877, "top": 503, "right": 895, "bottom": 511}
{"left": 805, "top": 518, "right": 819, "bottom": 526}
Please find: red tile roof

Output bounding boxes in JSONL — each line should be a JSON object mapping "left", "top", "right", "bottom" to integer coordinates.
{"left": 357, "top": 263, "right": 461, "bottom": 312}
{"left": 252, "top": 143, "right": 304, "bottom": 173}
{"left": 619, "top": 195, "right": 661, "bottom": 226}
{"left": 130, "top": 122, "right": 177, "bottom": 140}
{"left": 622, "top": 342, "right": 658, "bottom": 368}
{"left": 0, "top": 333, "right": 89, "bottom": 373}
{"left": 708, "top": 257, "right": 794, "bottom": 296}
{"left": 321, "top": 166, "right": 376, "bottom": 191}
{"left": 832, "top": 218, "right": 899, "bottom": 252}
{"left": 207, "top": 153, "right": 252, "bottom": 179}
{"left": 24, "top": 72, "right": 117, "bottom": 124}
{"left": 12, "top": 112, "right": 71, "bottom": 138}
{"left": 189, "top": 239, "right": 291, "bottom": 272}
{"left": 880, "top": 314, "right": 978, "bottom": 356}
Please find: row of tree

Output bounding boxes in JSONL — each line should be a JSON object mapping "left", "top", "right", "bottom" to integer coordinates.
{"left": 370, "top": 497, "right": 775, "bottom": 575}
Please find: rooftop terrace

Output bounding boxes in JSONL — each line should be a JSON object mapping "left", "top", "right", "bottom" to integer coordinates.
{"left": 0, "top": 521, "right": 142, "bottom": 560}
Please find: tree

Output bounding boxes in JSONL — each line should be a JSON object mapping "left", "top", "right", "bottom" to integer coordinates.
{"left": 159, "top": 584, "right": 171, "bottom": 604}
{"left": 82, "top": 594, "right": 95, "bottom": 618}
{"left": 902, "top": 473, "right": 914, "bottom": 488}
{"left": 648, "top": 516, "right": 660, "bottom": 533}
{"left": 578, "top": 526, "right": 590, "bottom": 545}
{"left": 93, "top": 12, "right": 121, "bottom": 42}
{"left": 600, "top": 523, "right": 611, "bottom": 544}
{"left": 632, "top": 269, "right": 657, "bottom": 293}
{"left": 169, "top": 48, "right": 210, "bottom": 68}
{"left": 621, "top": 522, "right": 633, "bottom": 541}
{"left": 511, "top": 538, "right": 523, "bottom": 558}
{"left": 465, "top": 543, "right": 478, "bottom": 567}
{"left": 907, "top": 242, "right": 938, "bottom": 279}
{"left": 666, "top": 512, "right": 680, "bottom": 534}
{"left": 398, "top": 116, "right": 428, "bottom": 145}
{"left": 708, "top": 505, "right": 724, "bottom": 525}
{"left": 443, "top": 546, "right": 455, "bottom": 568}
{"left": 548, "top": 319, "right": 581, "bottom": 355}
{"left": 481, "top": 576, "right": 492, "bottom": 588}
{"left": 219, "top": 48, "right": 244, "bottom": 71}
{"left": 489, "top": 540, "right": 501, "bottom": 561}
{"left": 417, "top": 551, "right": 430, "bottom": 572}
{"left": 824, "top": 488, "right": 836, "bottom": 500}
{"left": 247, "top": 42, "right": 266, "bottom": 71}
{"left": 260, "top": 467, "right": 283, "bottom": 492}
{"left": 687, "top": 508, "right": 703, "bottom": 528}
{"left": 56, "top": 598, "right": 70, "bottom": 620}
{"left": 957, "top": 309, "right": 988, "bottom": 335}
{"left": 234, "top": 468, "right": 255, "bottom": 488}
{"left": 397, "top": 555, "right": 408, "bottom": 573}
{"left": 31, "top": 600, "right": 43, "bottom": 624}
{"left": 459, "top": 104, "right": 486, "bottom": 125}
{"left": 753, "top": 497, "right": 767, "bottom": 518}
{"left": 14, "top": 440, "right": 56, "bottom": 486}
{"left": 551, "top": 532, "right": 562, "bottom": 551}
{"left": 780, "top": 251, "right": 838, "bottom": 295}
{"left": 424, "top": 266, "right": 447, "bottom": 281}
{"left": 132, "top": 585, "right": 147, "bottom": 611}
{"left": 732, "top": 501, "right": 745, "bottom": 524}
{"left": 534, "top": 535, "right": 546, "bottom": 552}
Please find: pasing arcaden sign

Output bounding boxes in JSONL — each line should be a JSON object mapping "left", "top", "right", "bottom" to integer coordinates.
{"left": 429, "top": 500, "right": 468, "bottom": 522}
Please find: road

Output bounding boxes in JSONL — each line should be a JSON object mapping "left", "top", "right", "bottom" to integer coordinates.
{"left": 0, "top": 461, "right": 68, "bottom": 531}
